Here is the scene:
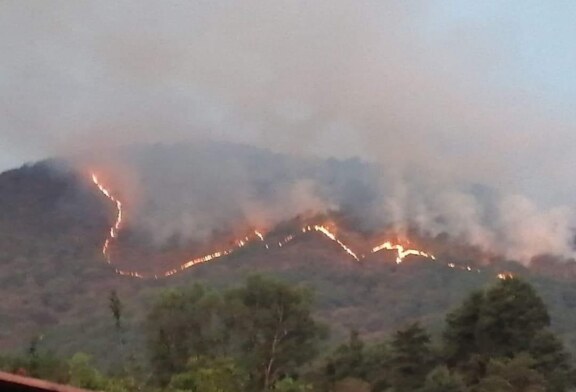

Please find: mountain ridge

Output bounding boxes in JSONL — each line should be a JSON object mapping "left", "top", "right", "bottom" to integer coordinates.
{"left": 1, "top": 146, "right": 576, "bottom": 364}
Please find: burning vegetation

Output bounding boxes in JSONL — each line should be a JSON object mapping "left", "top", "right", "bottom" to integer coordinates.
{"left": 91, "top": 171, "right": 511, "bottom": 280}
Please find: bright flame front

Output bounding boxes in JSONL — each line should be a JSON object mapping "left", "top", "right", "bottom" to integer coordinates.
{"left": 90, "top": 172, "right": 506, "bottom": 281}
{"left": 371, "top": 241, "right": 436, "bottom": 264}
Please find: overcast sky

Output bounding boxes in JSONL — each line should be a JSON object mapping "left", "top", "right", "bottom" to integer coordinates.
{"left": 1, "top": 1, "right": 576, "bottom": 207}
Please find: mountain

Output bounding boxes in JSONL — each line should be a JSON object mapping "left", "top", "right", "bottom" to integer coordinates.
{"left": 2, "top": 145, "right": 576, "bottom": 366}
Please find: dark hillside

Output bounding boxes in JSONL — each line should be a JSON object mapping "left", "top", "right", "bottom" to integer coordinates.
{"left": 1, "top": 155, "right": 576, "bottom": 365}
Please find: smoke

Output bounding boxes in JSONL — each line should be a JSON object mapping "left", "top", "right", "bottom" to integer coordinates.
{"left": 112, "top": 143, "right": 335, "bottom": 245}
{"left": 379, "top": 177, "right": 576, "bottom": 261}
{"left": 2, "top": 1, "right": 576, "bottom": 262}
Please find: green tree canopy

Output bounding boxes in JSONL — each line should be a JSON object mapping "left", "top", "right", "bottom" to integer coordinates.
{"left": 226, "top": 275, "right": 327, "bottom": 391}
{"left": 443, "top": 278, "right": 575, "bottom": 391}
{"left": 168, "top": 356, "right": 247, "bottom": 392}
{"left": 477, "top": 278, "right": 550, "bottom": 357}
{"left": 146, "top": 276, "right": 326, "bottom": 390}
{"left": 421, "top": 366, "right": 468, "bottom": 392}
{"left": 325, "top": 329, "right": 366, "bottom": 384}
{"left": 386, "top": 322, "right": 435, "bottom": 392}
{"left": 146, "top": 284, "right": 227, "bottom": 384}
{"left": 475, "top": 353, "right": 546, "bottom": 392}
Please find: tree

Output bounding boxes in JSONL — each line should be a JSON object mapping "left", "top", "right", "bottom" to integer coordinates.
{"left": 443, "top": 291, "right": 484, "bottom": 366}
{"left": 146, "top": 276, "right": 326, "bottom": 390}
{"left": 68, "top": 353, "right": 108, "bottom": 390}
{"left": 168, "top": 356, "right": 247, "bottom": 392}
{"left": 273, "top": 377, "right": 314, "bottom": 392}
{"left": 421, "top": 366, "right": 467, "bottom": 392}
{"left": 109, "top": 290, "right": 123, "bottom": 330}
{"left": 325, "top": 330, "right": 366, "bottom": 385}
{"left": 226, "top": 275, "right": 327, "bottom": 391}
{"left": 68, "top": 353, "right": 135, "bottom": 392}
{"left": 529, "top": 330, "right": 576, "bottom": 392}
{"left": 8, "top": 336, "right": 70, "bottom": 383}
{"left": 108, "top": 289, "right": 132, "bottom": 373}
{"left": 386, "top": 323, "right": 435, "bottom": 392}
{"left": 477, "top": 279, "right": 549, "bottom": 358}
{"left": 444, "top": 279, "right": 550, "bottom": 363}
{"left": 443, "top": 279, "right": 547, "bottom": 380}
{"left": 442, "top": 278, "right": 575, "bottom": 391}
{"left": 475, "top": 353, "right": 546, "bottom": 392}
{"left": 362, "top": 342, "right": 391, "bottom": 392}
{"left": 146, "top": 284, "right": 227, "bottom": 385}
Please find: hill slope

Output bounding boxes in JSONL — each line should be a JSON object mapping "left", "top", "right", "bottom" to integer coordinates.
{"left": 1, "top": 152, "right": 576, "bottom": 364}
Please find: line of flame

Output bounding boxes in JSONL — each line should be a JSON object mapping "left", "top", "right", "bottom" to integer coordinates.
{"left": 90, "top": 172, "right": 511, "bottom": 280}
{"left": 91, "top": 174, "right": 122, "bottom": 262}
{"left": 303, "top": 225, "right": 360, "bottom": 261}
{"left": 372, "top": 241, "right": 436, "bottom": 264}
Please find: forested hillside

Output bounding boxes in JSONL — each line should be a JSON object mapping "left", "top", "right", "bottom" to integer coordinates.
{"left": 2, "top": 159, "right": 576, "bottom": 388}
{"left": 2, "top": 275, "right": 575, "bottom": 392}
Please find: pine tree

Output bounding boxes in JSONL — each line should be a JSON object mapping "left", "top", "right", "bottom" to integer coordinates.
{"left": 325, "top": 329, "right": 366, "bottom": 385}
{"left": 477, "top": 279, "right": 549, "bottom": 357}
{"left": 529, "top": 330, "right": 576, "bottom": 392}
{"left": 386, "top": 323, "right": 435, "bottom": 392}
{"left": 443, "top": 291, "right": 484, "bottom": 366}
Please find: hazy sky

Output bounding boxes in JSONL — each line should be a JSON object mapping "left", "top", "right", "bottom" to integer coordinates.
{"left": 1, "top": 1, "right": 576, "bottom": 204}
{"left": 3, "top": 1, "right": 576, "bottom": 261}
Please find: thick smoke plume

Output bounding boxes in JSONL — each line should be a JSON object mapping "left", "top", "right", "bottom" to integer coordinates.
{"left": 2, "top": 1, "right": 576, "bottom": 263}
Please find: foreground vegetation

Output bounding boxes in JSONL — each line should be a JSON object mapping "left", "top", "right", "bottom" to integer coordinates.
{"left": 1, "top": 275, "right": 574, "bottom": 392}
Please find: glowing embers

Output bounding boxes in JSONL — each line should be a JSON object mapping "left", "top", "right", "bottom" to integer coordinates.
{"left": 162, "top": 231, "right": 264, "bottom": 277}
{"left": 372, "top": 241, "right": 436, "bottom": 264}
{"left": 448, "top": 263, "right": 481, "bottom": 273}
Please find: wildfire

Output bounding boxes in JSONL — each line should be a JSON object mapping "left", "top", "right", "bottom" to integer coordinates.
{"left": 163, "top": 249, "right": 232, "bottom": 277}
{"left": 91, "top": 174, "right": 123, "bottom": 262}
{"left": 303, "top": 225, "right": 360, "bottom": 261}
{"left": 372, "top": 241, "right": 436, "bottom": 264}
{"left": 497, "top": 272, "right": 514, "bottom": 280}
{"left": 89, "top": 172, "right": 506, "bottom": 281}
{"left": 448, "top": 263, "right": 481, "bottom": 273}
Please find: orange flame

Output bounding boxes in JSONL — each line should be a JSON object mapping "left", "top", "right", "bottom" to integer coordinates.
{"left": 91, "top": 174, "right": 123, "bottom": 262}
{"left": 90, "top": 172, "right": 508, "bottom": 281}
{"left": 372, "top": 241, "right": 436, "bottom": 264}
{"left": 497, "top": 272, "right": 514, "bottom": 280}
{"left": 303, "top": 225, "right": 360, "bottom": 261}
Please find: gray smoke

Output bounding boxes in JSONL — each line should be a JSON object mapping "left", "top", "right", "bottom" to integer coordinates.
{"left": 2, "top": 1, "right": 576, "bottom": 262}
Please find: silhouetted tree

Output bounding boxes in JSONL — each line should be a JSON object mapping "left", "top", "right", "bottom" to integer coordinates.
{"left": 386, "top": 323, "right": 435, "bottom": 392}
{"left": 146, "top": 284, "right": 227, "bottom": 385}
{"left": 325, "top": 329, "right": 366, "bottom": 385}
{"left": 109, "top": 290, "right": 123, "bottom": 330}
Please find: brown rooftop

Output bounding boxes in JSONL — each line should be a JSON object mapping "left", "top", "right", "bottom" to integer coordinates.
{"left": 0, "top": 371, "right": 91, "bottom": 392}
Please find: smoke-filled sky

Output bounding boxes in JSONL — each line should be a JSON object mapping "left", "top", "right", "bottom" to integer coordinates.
{"left": 2, "top": 1, "right": 576, "bottom": 262}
